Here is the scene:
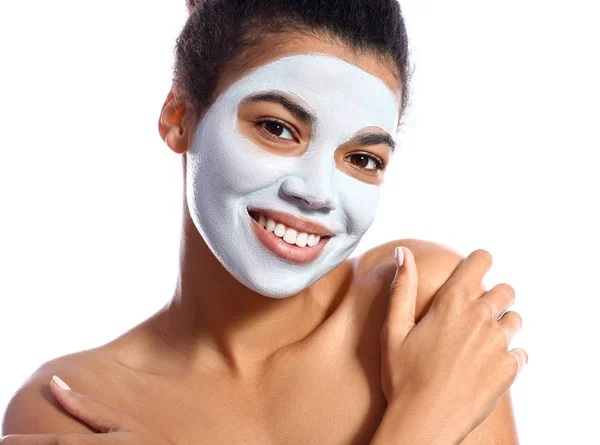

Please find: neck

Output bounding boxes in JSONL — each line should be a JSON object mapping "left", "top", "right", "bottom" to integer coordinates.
{"left": 152, "top": 210, "right": 351, "bottom": 376}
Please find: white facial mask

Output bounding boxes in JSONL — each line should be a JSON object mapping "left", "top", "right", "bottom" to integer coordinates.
{"left": 186, "top": 54, "right": 399, "bottom": 298}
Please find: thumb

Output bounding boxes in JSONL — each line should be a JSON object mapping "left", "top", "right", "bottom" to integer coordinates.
{"left": 50, "top": 375, "right": 133, "bottom": 433}
{"left": 382, "top": 247, "right": 418, "bottom": 344}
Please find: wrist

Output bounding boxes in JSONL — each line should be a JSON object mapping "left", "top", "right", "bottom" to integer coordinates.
{"left": 375, "top": 397, "right": 462, "bottom": 445}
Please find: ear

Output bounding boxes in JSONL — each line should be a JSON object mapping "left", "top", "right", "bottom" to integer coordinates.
{"left": 158, "top": 89, "right": 189, "bottom": 154}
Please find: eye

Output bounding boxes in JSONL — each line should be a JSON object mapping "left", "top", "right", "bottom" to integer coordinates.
{"left": 345, "top": 153, "right": 386, "bottom": 171}
{"left": 258, "top": 119, "right": 295, "bottom": 141}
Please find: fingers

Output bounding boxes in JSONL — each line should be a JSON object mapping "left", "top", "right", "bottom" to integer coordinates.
{"left": 1, "top": 433, "right": 69, "bottom": 444}
{"left": 477, "top": 283, "right": 521, "bottom": 348}
{"left": 383, "top": 247, "right": 419, "bottom": 344}
{"left": 434, "top": 249, "right": 492, "bottom": 306}
{"left": 477, "top": 283, "right": 516, "bottom": 319}
{"left": 508, "top": 347, "right": 529, "bottom": 375}
{"left": 49, "top": 376, "right": 134, "bottom": 434}
{"left": 498, "top": 310, "right": 523, "bottom": 346}
{"left": 1, "top": 432, "right": 135, "bottom": 445}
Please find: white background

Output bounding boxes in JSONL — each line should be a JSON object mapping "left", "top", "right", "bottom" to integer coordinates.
{"left": 1, "top": 0, "right": 598, "bottom": 442}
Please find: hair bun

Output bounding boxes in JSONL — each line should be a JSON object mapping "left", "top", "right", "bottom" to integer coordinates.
{"left": 186, "top": 0, "right": 202, "bottom": 14}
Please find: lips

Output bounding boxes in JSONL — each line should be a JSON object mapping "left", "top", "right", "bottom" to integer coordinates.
{"left": 247, "top": 209, "right": 332, "bottom": 264}
{"left": 247, "top": 208, "right": 333, "bottom": 238}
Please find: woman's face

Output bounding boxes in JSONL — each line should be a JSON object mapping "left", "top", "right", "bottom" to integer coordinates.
{"left": 185, "top": 36, "right": 402, "bottom": 298}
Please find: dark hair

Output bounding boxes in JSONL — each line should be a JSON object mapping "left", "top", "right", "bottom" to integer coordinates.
{"left": 175, "top": 0, "right": 411, "bottom": 123}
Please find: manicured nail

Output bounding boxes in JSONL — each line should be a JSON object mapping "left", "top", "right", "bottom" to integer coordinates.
{"left": 51, "top": 375, "right": 71, "bottom": 391}
{"left": 395, "top": 247, "right": 404, "bottom": 269}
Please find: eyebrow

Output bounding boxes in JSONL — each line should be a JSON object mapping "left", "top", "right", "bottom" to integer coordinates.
{"left": 242, "top": 92, "right": 316, "bottom": 125}
{"left": 352, "top": 133, "right": 396, "bottom": 153}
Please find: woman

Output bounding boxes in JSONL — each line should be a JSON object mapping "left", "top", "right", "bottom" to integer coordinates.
{"left": 1, "top": 0, "right": 526, "bottom": 443}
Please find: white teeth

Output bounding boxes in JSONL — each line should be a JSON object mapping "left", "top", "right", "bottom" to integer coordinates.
{"left": 283, "top": 228, "right": 297, "bottom": 244}
{"left": 274, "top": 223, "right": 286, "bottom": 237}
{"left": 254, "top": 211, "right": 327, "bottom": 248}
{"left": 295, "top": 232, "right": 308, "bottom": 247}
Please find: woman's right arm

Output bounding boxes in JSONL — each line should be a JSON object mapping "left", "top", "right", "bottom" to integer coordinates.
{"left": 370, "top": 247, "right": 526, "bottom": 445}
{"left": 2, "top": 364, "right": 95, "bottom": 434}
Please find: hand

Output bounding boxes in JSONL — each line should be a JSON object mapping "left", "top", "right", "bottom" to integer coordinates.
{"left": 1, "top": 376, "right": 174, "bottom": 445}
{"left": 380, "top": 248, "right": 526, "bottom": 443}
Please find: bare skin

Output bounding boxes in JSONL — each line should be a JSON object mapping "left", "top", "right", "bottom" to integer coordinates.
{"left": 2, "top": 35, "right": 519, "bottom": 444}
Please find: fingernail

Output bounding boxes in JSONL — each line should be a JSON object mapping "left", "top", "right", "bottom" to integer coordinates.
{"left": 51, "top": 375, "right": 71, "bottom": 391}
{"left": 395, "top": 247, "right": 404, "bottom": 269}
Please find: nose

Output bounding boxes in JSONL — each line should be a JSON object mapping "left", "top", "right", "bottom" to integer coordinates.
{"left": 280, "top": 170, "right": 337, "bottom": 212}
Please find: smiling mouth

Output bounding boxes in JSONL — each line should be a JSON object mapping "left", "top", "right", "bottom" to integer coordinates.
{"left": 248, "top": 209, "right": 332, "bottom": 246}
{"left": 247, "top": 209, "right": 332, "bottom": 264}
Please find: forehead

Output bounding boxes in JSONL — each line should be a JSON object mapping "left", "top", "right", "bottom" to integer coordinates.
{"left": 222, "top": 54, "right": 400, "bottom": 136}
{"left": 214, "top": 33, "right": 403, "bottom": 104}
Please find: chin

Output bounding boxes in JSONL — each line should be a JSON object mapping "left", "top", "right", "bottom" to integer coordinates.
{"left": 232, "top": 240, "right": 357, "bottom": 299}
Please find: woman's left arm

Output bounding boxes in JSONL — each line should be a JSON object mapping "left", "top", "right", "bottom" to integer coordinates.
{"left": 377, "top": 239, "right": 522, "bottom": 445}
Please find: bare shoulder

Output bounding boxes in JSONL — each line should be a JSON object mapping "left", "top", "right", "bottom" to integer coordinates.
{"left": 1, "top": 349, "right": 113, "bottom": 434}
{"left": 350, "top": 238, "right": 468, "bottom": 322}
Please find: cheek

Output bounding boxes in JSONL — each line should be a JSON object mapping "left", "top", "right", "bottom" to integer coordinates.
{"left": 335, "top": 172, "right": 380, "bottom": 235}
{"left": 192, "top": 106, "right": 295, "bottom": 195}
